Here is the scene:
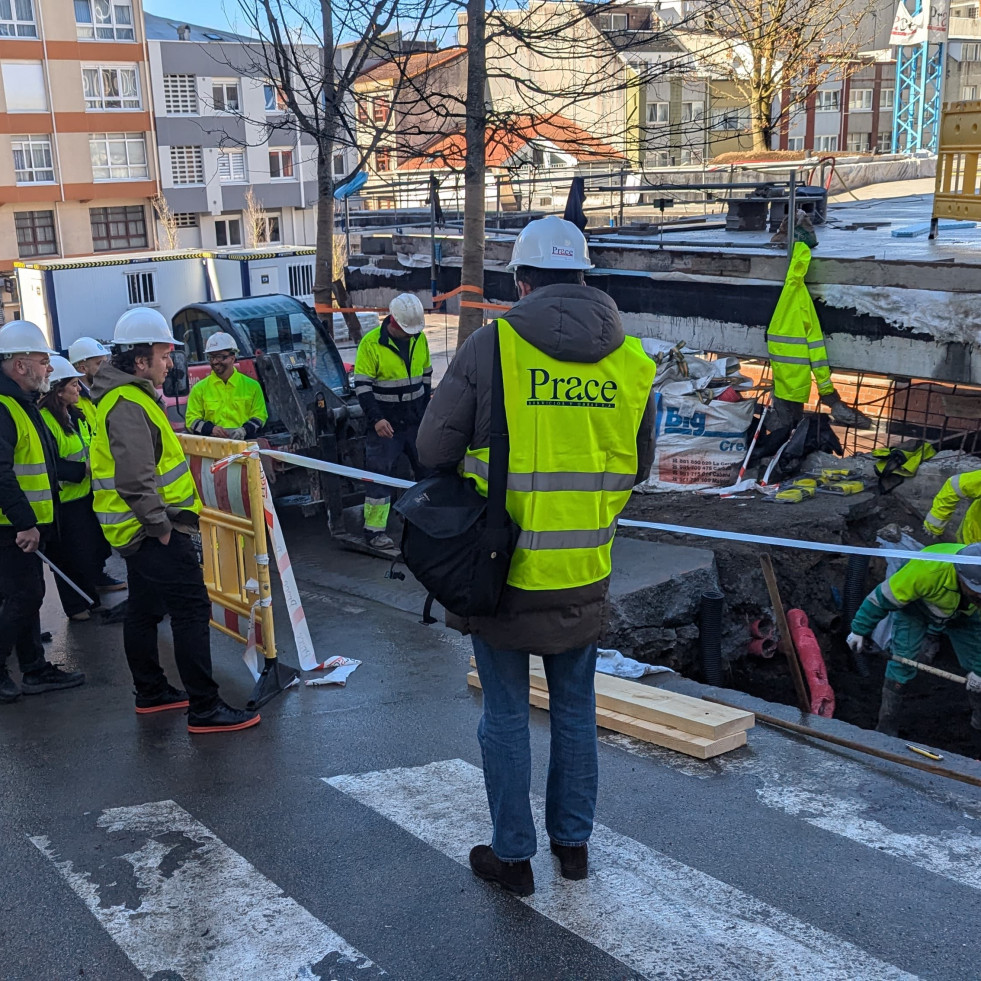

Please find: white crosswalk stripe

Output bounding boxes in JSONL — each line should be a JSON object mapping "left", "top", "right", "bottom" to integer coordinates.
{"left": 30, "top": 800, "right": 382, "bottom": 980}
{"left": 601, "top": 731, "right": 981, "bottom": 893}
{"left": 325, "top": 758, "right": 916, "bottom": 981}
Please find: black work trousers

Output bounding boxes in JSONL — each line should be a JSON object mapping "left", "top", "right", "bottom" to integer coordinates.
{"left": 46, "top": 495, "right": 108, "bottom": 617}
{"left": 0, "top": 541, "right": 47, "bottom": 676}
{"left": 123, "top": 531, "right": 219, "bottom": 711}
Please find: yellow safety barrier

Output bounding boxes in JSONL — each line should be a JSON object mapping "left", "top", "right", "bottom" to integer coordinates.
{"left": 933, "top": 100, "right": 981, "bottom": 223}
{"left": 178, "top": 434, "right": 276, "bottom": 665}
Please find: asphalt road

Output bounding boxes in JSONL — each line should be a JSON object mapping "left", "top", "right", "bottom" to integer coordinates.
{"left": 2, "top": 544, "right": 980, "bottom": 980}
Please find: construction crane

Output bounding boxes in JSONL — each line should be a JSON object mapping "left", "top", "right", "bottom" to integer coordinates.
{"left": 891, "top": 0, "right": 948, "bottom": 152}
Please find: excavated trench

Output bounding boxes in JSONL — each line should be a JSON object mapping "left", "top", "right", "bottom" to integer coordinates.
{"left": 618, "top": 489, "right": 981, "bottom": 760}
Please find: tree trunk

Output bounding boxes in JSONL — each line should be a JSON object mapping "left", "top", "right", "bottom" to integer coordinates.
{"left": 457, "top": 0, "right": 487, "bottom": 348}
{"left": 314, "top": 145, "right": 336, "bottom": 331}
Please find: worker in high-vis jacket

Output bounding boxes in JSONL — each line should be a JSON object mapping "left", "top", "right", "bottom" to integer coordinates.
{"left": 0, "top": 321, "right": 86, "bottom": 704}
{"left": 186, "top": 332, "right": 268, "bottom": 440}
{"left": 417, "top": 216, "right": 656, "bottom": 897}
{"left": 353, "top": 293, "right": 432, "bottom": 549}
{"left": 923, "top": 469, "right": 981, "bottom": 544}
{"left": 69, "top": 336, "right": 111, "bottom": 432}
{"left": 847, "top": 542, "right": 981, "bottom": 739}
{"left": 90, "top": 307, "right": 259, "bottom": 734}
{"left": 766, "top": 242, "right": 872, "bottom": 432}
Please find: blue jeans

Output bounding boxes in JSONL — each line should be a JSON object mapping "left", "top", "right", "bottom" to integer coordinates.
{"left": 472, "top": 637, "right": 598, "bottom": 862}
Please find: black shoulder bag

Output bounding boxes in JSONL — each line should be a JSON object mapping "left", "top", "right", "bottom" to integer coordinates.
{"left": 394, "top": 323, "right": 519, "bottom": 618}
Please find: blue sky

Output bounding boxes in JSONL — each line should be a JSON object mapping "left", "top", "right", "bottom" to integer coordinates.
{"left": 144, "top": 0, "right": 252, "bottom": 34}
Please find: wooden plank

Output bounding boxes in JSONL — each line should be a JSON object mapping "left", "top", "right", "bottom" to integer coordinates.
{"left": 467, "top": 672, "right": 747, "bottom": 760}
{"left": 469, "top": 655, "right": 754, "bottom": 739}
{"left": 759, "top": 554, "right": 811, "bottom": 715}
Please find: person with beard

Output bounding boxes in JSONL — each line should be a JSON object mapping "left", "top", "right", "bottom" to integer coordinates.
{"left": 0, "top": 321, "right": 87, "bottom": 704}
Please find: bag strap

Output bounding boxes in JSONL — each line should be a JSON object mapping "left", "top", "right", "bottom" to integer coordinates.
{"left": 486, "top": 320, "right": 510, "bottom": 529}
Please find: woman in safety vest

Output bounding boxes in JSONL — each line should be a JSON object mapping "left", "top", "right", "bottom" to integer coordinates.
{"left": 39, "top": 356, "right": 109, "bottom": 621}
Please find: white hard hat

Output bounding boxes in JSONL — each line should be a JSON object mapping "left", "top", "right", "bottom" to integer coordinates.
{"left": 113, "top": 307, "right": 181, "bottom": 349}
{"left": 389, "top": 293, "right": 425, "bottom": 334}
{"left": 0, "top": 320, "right": 56, "bottom": 357}
{"left": 957, "top": 543, "right": 981, "bottom": 591}
{"left": 205, "top": 331, "right": 239, "bottom": 355}
{"left": 506, "top": 215, "right": 593, "bottom": 272}
{"left": 68, "top": 337, "right": 110, "bottom": 364}
{"left": 48, "top": 355, "right": 83, "bottom": 384}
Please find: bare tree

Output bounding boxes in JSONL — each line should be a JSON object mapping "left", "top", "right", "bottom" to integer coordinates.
{"left": 152, "top": 194, "right": 180, "bottom": 251}
{"left": 243, "top": 186, "right": 266, "bottom": 246}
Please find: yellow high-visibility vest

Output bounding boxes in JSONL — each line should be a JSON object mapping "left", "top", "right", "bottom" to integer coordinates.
{"left": 77, "top": 394, "right": 98, "bottom": 432}
{"left": 0, "top": 395, "right": 54, "bottom": 526}
{"left": 90, "top": 384, "right": 201, "bottom": 549}
{"left": 41, "top": 408, "right": 92, "bottom": 503}
{"left": 463, "top": 319, "right": 655, "bottom": 590}
{"left": 924, "top": 469, "right": 981, "bottom": 544}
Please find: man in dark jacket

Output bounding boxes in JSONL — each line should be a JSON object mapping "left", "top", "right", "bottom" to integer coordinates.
{"left": 0, "top": 320, "right": 87, "bottom": 703}
{"left": 417, "top": 216, "right": 656, "bottom": 896}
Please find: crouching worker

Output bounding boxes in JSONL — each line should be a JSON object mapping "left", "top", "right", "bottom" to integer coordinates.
{"left": 847, "top": 542, "right": 981, "bottom": 740}
{"left": 186, "top": 332, "right": 267, "bottom": 441}
{"left": 90, "top": 307, "right": 259, "bottom": 733}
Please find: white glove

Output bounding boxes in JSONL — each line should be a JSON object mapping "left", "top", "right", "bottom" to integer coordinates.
{"left": 966, "top": 671, "right": 981, "bottom": 693}
{"left": 846, "top": 632, "right": 865, "bottom": 654}
{"left": 229, "top": 427, "right": 247, "bottom": 441}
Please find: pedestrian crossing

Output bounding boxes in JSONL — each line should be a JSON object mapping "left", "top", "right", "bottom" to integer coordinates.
{"left": 27, "top": 743, "right": 981, "bottom": 980}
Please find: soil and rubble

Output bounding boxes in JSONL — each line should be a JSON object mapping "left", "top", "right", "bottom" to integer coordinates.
{"left": 616, "top": 450, "right": 981, "bottom": 758}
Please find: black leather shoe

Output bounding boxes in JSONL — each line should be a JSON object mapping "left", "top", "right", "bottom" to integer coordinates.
{"left": 21, "top": 663, "right": 85, "bottom": 694}
{"left": 0, "top": 673, "right": 20, "bottom": 704}
{"left": 135, "top": 685, "right": 189, "bottom": 715}
{"left": 550, "top": 841, "right": 589, "bottom": 880}
{"left": 469, "top": 845, "right": 534, "bottom": 897}
{"left": 187, "top": 699, "right": 260, "bottom": 734}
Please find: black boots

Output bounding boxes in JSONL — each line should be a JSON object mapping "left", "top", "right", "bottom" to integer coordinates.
{"left": 468, "top": 845, "right": 535, "bottom": 897}
{"left": 550, "top": 841, "right": 588, "bottom": 881}
{"left": 876, "top": 680, "right": 906, "bottom": 737}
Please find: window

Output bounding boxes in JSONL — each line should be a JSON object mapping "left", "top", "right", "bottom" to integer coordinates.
{"left": 75, "top": 0, "right": 135, "bottom": 40}
{"left": 173, "top": 212, "right": 197, "bottom": 227}
{"left": 846, "top": 133, "right": 868, "bottom": 151}
{"left": 880, "top": 87, "right": 895, "bottom": 109}
{"left": 610, "top": 12, "right": 628, "bottom": 29}
{"left": 372, "top": 96, "right": 390, "bottom": 123}
{"left": 711, "top": 108, "right": 750, "bottom": 131}
{"left": 877, "top": 130, "right": 893, "bottom": 151}
{"left": 12, "top": 136, "right": 54, "bottom": 183}
{"left": 215, "top": 218, "right": 241, "bottom": 247}
{"left": 962, "top": 42, "right": 981, "bottom": 60}
{"left": 790, "top": 87, "right": 808, "bottom": 106}
{"left": 170, "top": 146, "right": 203, "bottom": 184}
{"left": 332, "top": 153, "right": 346, "bottom": 176}
{"left": 356, "top": 100, "right": 369, "bottom": 124}
{"left": 14, "top": 210, "right": 56, "bottom": 257}
{"left": 125, "top": 270, "right": 155, "bottom": 305}
{"left": 256, "top": 214, "right": 280, "bottom": 244}
{"left": 848, "top": 88, "right": 873, "bottom": 111}
{"left": 211, "top": 80, "right": 240, "bottom": 113}
{"left": 681, "top": 100, "right": 703, "bottom": 123}
{"left": 217, "top": 148, "right": 247, "bottom": 182}
{"left": 647, "top": 101, "right": 669, "bottom": 124}
{"left": 90, "top": 205, "right": 147, "bottom": 251}
{"left": 815, "top": 90, "right": 841, "bottom": 112}
{"left": 646, "top": 150, "right": 671, "bottom": 168}
{"left": 964, "top": 85, "right": 979, "bottom": 100}
{"left": 163, "top": 74, "right": 197, "bottom": 114}
{"left": 82, "top": 66, "right": 140, "bottom": 110}
{"left": 89, "top": 132, "right": 147, "bottom": 180}
{"left": 0, "top": 0, "right": 37, "bottom": 37}
{"left": 788, "top": 136, "right": 804, "bottom": 151}
{"left": 2, "top": 63, "right": 46, "bottom": 110}
{"left": 815, "top": 135, "right": 838, "bottom": 152}
{"left": 288, "top": 264, "right": 313, "bottom": 297}
{"left": 269, "top": 148, "right": 294, "bottom": 178}
{"left": 263, "top": 83, "right": 287, "bottom": 112}
{"left": 374, "top": 147, "right": 391, "bottom": 171}
{"left": 679, "top": 148, "right": 703, "bottom": 165}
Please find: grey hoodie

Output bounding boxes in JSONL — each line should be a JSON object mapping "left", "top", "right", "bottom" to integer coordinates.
{"left": 91, "top": 363, "right": 198, "bottom": 555}
{"left": 416, "top": 283, "right": 656, "bottom": 654}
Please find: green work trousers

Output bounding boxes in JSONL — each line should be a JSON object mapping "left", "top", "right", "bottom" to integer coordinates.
{"left": 885, "top": 602, "right": 981, "bottom": 684}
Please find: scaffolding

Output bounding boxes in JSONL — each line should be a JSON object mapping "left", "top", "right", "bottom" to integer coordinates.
{"left": 892, "top": 0, "right": 948, "bottom": 152}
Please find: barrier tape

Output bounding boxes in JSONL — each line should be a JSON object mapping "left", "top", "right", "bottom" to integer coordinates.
{"left": 212, "top": 447, "right": 981, "bottom": 569}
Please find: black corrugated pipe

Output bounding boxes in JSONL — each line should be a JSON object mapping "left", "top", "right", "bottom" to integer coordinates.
{"left": 843, "top": 555, "right": 871, "bottom": 676}
{"left": 700, "top": 590, "right": 725, "bottom": 686}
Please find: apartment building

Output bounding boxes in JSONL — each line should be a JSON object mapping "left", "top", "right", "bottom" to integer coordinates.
{"left": 0, "top": 0, "right": 157, "bottom": 305}
{"left": 145, "top": 12, "right": 330, "bottom": 251}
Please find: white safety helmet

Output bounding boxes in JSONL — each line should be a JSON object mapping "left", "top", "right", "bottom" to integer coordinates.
{"left": 506, "top": 215, "right": 593, "bottom": 272}
{"left": 957, "top": 543, "right": 981, "bottom": 592}
{"left": 48, "top": 355, "right": 83, "bottom": 385}
{"left": 113, "top": 307, "right": 181, "bottom": 350}
{"left": 0, "top": 320, "right": 56, "bottom": 358}
{"left": 68, "top": 336, "right": 110, "bottom": 364}
{"left": 204, "top": 331, "right": 239, "bottom": 355}
{"left": 389, "top": 293, "right": 425, "bottom": 335}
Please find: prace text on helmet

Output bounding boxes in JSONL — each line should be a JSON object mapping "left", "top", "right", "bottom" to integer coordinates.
{"left": 506, "top": 215, "right": 594, "bottom": 272}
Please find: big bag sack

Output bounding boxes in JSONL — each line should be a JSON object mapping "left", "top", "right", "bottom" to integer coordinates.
{"left": 394, "top": 323, "right": 519, "bottom": 617}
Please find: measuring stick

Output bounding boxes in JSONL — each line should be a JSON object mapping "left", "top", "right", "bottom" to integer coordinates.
{"left": 736, "top": 403, "right": 768, "bottom": 483}
{"left": 37, "top": 550, "right": 95, "bottom": 607}
{"left": 881, "top": 650, "right": 968, "bottom": 686}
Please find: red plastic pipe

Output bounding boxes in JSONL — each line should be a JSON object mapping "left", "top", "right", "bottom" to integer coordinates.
{"left": 786, "top": 608, "right": 836, "bottom": 718}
